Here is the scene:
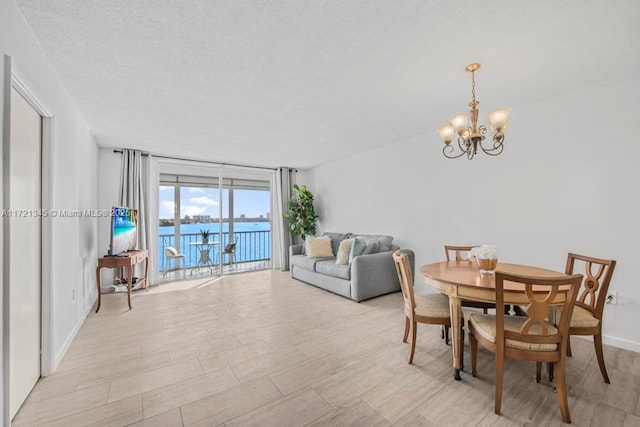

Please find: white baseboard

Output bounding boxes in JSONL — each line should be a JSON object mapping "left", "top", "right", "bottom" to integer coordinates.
{"left": 602, "top": 334, "right": 640, "bottom": 353}
{"left": 49, "top": 298, "right": 95, "bottom": 374}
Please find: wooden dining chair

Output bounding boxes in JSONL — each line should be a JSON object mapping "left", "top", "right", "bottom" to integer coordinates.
{"left": 442, "top": 245, "right": 495, "bottom": 341}
{"left": 468, "top": 271, "right": 583, "bottom": 424}
{"left": 393, "top": 250, "right": 454, "bottom": 364}
{"left": 553, "top": 253, "right": 617, "bottom": 384}
{"left": 444, "top": 245, "right": 496, "bottom": 314}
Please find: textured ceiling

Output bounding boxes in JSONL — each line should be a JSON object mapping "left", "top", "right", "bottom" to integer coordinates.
{"left": 15, "top": 0, "right": 640, "bottom": 168}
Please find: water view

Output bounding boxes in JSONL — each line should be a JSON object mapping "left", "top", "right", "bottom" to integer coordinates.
{"left": 158, "top": 221, "right": 271, "bottom": 271}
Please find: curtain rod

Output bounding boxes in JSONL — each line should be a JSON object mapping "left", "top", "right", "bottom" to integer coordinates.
{"left": 112, "top": 149, "right": 298, "bottom": 172}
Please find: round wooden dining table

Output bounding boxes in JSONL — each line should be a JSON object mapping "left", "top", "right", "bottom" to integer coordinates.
{"left": 420, "top": 260, "right": 569, "bottom": 380}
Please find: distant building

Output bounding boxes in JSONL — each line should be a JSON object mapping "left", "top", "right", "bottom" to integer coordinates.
{"left": 192, "top": 215, "right": 211, "bottom": 223}
{"left": 240, "top": 214, "right": 246, "bottom": 219}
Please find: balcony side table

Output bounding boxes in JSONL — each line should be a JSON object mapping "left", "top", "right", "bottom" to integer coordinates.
{"left": 189, "top": 241, "right": 220, "bottom": 274}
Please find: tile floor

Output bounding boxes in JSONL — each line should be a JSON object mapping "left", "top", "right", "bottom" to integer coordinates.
{"left": 12, "top": 270, "right": 640, "bottom": 426}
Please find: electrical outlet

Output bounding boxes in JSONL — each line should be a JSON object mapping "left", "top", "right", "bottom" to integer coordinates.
{"left": 606, "top": 291, "right": 617, "bottom": 305}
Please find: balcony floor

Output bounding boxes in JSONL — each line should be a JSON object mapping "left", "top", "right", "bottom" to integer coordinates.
{"left": 160, "top": 260, "right": 272, "bottom": 282}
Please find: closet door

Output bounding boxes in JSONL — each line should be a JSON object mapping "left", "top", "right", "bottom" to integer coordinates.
{"left": 9, "top": 87, "right": 42, "bottom": 419}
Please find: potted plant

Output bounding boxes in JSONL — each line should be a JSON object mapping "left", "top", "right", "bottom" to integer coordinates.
{"left": 200, "top": 229, "right": 211, "bottom": 244}
{"left": 284, "top": 184, "right": 318, "bottom": 241}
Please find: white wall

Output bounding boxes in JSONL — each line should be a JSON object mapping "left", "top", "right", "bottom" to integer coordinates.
{"left": 0, "top": 1, "right": 98, "bottom": 422}
{"left": 302, "top": 73, "right": 640, "bottom": 352}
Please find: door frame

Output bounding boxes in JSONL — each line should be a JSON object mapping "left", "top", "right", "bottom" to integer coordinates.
{"left": 11, "top": 68, "right": 54, "bottom": 376}
{"left": 2, "top": 55, "right": 54, "bottom": 424}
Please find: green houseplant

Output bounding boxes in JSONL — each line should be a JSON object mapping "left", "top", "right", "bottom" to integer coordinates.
{"left": 200, "top": 229, "right": 211, "bottom": 244}
{"left": 284, "top": 184, "right": 318, "bottom": 241}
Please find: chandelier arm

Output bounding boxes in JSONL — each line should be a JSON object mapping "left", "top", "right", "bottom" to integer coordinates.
{"left": 479, "top": 135, "right": 505, "bottom": 156}
{"left": 457, "top": 134, "right": 469, "bottom": 152}
{"left": 443, "top": 144, "right": 467, "bottom": 159}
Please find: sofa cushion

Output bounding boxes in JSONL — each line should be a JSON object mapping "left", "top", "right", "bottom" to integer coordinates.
{"left": 306, "top": 236, "right": 334, "bottom": 258}
{"left": 365, "top": 235, "right": 394, "bottom": 252}
{"left": 362, "top": 239, "right": 381, "bottom": 254}
{"left": 322, "top": 232, "right": 353, "bottom": 255}
{"left": 469, "top": 313, "right": 558, "bottom": 352}
{"left": 291, "top": 254, "right": 334, "bottom": 272}
{"left": 336, "top": 238, "right": 355, "bottom": 265}
{"left": 354, "top": 235, "right": 394, "bottom": 254}
{"left": 349, "top": 237, "right": 367, "bottom": 262}
{"left": 316, "top": 260, "right": 351, "bottom": 280}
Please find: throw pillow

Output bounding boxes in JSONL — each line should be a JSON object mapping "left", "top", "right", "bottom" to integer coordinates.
{"left": 305, "top": 236, "right": 334, "bottom": 258}
{"left": 349, "top": 237, "right": 367, "bottom": 263}
{"left": 362, "top": 239, "right": 381, "bottom": 254}
{"left": 364, "top": 235, "right": 394, "bottom": 252}
{"left": 335, "top": 238, "right": 355, "bottom": 265}
{"left": 323, "top": 232, "right": 353, "bottom": 256}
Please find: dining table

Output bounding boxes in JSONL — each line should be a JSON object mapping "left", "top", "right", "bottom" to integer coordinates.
{"left": 420, "top": 260, "right": 570, "bottom": 380}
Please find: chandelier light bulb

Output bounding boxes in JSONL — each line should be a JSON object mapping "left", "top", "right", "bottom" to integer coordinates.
{"left": 437, "top": 124, "right": 454, "bottom": 145}
{"left": 488, "top": 108, "right": 511, "bottom": 134}
{"left": 450, "top": 113, "right": 471, "bottom": 134}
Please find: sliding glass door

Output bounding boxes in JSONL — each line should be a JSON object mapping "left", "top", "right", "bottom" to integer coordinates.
{"left": 158, "top": 169, "right": 271, "bottom": 280}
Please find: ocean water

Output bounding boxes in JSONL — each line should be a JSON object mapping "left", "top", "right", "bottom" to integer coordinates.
{"left": 159, "top": 221, "right": 270, "bottom": 235}
{"left": 158, "top": 221, "right": 271, "bottom": 269}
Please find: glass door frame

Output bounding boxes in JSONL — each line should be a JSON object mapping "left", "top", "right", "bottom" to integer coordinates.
{"left": 155, "top": 161, "right": 273, "bottom": 280}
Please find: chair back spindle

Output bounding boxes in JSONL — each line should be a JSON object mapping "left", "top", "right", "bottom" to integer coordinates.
{"left": 444, "top": 245, "right": 476, "bottom": 262}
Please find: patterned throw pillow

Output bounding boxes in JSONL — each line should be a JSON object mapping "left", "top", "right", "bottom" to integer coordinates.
{"left": 335, "top": 238, "right": 355, "bottom": 265}
{"left": 305, "top": 236, "right": 334, "bottom": 258}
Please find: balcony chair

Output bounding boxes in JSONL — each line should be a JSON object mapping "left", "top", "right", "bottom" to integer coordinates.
{"left": 223, "top": 241, "right": 236, "bottom": 270}
{"left": 468, "top": 270, "right": 583, "bottom": 423}
{"left": 392, "top": 250, "right": 457, "bottom": 364}
{"left": 163, "top": 246, "right": 185, "bottom": 279}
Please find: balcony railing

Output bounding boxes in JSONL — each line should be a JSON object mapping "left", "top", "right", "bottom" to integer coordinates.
{"left": 159, "top": 230, "right": 271, "bottom": 272}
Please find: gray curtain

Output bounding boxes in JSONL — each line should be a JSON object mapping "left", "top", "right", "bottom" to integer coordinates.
{"left": 273, "top": 167, "right": 294, "bottom": 270}
{"left": 119, "top": 149, "right": 148, "bottom": 256}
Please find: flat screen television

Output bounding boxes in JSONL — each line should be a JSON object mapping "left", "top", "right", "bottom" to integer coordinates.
{"left": 108, "top": 206, "right": 138, "bottom": 255}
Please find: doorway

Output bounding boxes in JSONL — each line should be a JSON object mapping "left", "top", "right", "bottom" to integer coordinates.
{"left": 8, "top": 86, "right": 43, "bottom": 419}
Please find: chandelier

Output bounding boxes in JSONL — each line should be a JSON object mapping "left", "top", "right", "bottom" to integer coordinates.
{"left": 437, "top": 63, "right": 510, "bottom": 159}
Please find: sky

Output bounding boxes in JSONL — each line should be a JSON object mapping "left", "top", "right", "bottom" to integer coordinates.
{"left": 159, "top": 186, "right": 270, "bottom": 219}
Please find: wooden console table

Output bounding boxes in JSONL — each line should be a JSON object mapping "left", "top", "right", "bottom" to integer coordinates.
{"left": 96, "top": 249, "right": 149, "bottom": 312}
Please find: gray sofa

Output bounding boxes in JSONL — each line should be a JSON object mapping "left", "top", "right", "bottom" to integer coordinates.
{"left": 289, "top": 232, "right": 415, "bottom": 302}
